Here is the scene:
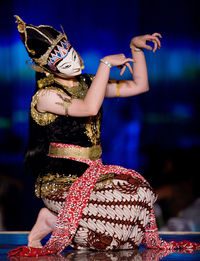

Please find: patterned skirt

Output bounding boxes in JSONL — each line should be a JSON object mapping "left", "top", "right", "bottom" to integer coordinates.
{"left": 42, "top": 173, "right": 156, "bottom": 250}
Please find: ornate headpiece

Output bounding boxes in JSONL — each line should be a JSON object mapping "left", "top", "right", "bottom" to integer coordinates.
{"left": 47, "top": 38, "right": 71, "bottom": 71}
{"left": 33, "top": 34, "right": 66, "bottom": 66}
{"left": 14, "top": 15, "right": 83, "bottom": 73}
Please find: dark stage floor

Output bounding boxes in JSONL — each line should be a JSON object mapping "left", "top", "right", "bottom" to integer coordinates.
{"left": 0, "top": 232, "right": 200, "bottom": 260}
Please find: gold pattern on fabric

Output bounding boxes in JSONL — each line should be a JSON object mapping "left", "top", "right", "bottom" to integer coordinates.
{"left": 48, "top": 144, "right": 102, "bottom": 161}
{"left": 31, "top": 87, "right": 68, "bottom": 126}
{"left": 35, "top": 172, "right": 115, "bottom": 198}
{"left": 96, "top": 172, "right": 115, "bottom": 183}
{"left": 85, "top": 112, "right": 101, "bottom": 146}
{"left": 35, "top": 173, "right": 78, "bottom": 198}
{"left": 93, "top": 173, "right": 115, "bottom": 190}
{"left": 37, "top": 74, "right": 55, "bottom": 88}
{"left": 78, "top": 74, "right": 101, "bottom": 147}
{"left": 88, "top": 145, "right": 102, "bottom": 160}
{"left": 31, "top": 74, "right": 96, "bottom": 124}
{"left": 55, "top": 76, "right": 89, "bottom": 99}
{"left": 38, "top": 74, "right": 90, "bottom": 99}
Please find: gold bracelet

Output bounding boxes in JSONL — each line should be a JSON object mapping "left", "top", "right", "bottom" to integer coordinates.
{"left": 116, "top": 82, "right": 120, "bottom": 97}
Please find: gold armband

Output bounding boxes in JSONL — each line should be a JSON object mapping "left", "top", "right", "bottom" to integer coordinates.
{"left": 64, "top": 97, "right": 72, "bottom": 116}
{"left": 116, "top": 81, "right": 120, "bottom": 97}
{"left": 55, "top": 96, "right": 72, "bottom": 116}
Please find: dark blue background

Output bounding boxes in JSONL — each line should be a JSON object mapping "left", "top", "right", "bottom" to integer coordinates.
{"left": 0, "top": 0, "right": 200, "bottom": 231}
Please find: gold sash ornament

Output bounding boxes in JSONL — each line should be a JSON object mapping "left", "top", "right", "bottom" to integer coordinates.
{"left": 48, "top": 143, "right": 102, "bottom": 161}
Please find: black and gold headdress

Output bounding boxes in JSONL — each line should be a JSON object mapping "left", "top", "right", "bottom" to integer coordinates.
{"left": 14, "top": 15, "right": 84, "bottom": 73}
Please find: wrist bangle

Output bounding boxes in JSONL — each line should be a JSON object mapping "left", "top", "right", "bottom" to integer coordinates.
{"left": 100, "top": 59, "right": 112, "bottom": 68}
{"left": 133, "top": 47, "right": 143, "bottom": 52}
{"left": 130, "top": 45, "right": 143, "bottom": 52}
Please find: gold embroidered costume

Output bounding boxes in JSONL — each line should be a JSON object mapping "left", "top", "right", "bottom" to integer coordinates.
{"left": 30, "top": 73, "right": 103, "bottom": 198}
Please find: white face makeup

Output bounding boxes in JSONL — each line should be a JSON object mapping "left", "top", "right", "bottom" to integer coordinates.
{"left": 56, "top": 47, "right": 82, "bottom": 76}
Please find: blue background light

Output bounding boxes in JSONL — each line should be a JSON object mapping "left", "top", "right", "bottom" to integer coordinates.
{"left": 0, "top": 0, "right": 200, "bottom": 231}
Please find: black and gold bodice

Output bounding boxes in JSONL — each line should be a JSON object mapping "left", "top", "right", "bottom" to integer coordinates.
{"left": 31, "top": 73, "right": 101, "bottom": 147}
{"left": 30, "top": 73, "right": 102, "bottom": 198}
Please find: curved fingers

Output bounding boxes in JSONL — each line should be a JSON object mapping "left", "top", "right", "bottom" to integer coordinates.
{"left": 124, "top": 58, "right": 134, "bottom": 63}
{"left": 119, "top": 62, "right": 133, "bottom": 76}
{"left": 154, "top": 37, "right": 161, "bottom": 49}
{"left": 149, "top": 34, "right": 162, "bottom": 49}
{"left": 120, "top": 65, "right": 126, "bottom": 76}
{"left": 147, "top": 36, "right": 161, "bottom": 46}
{"left": 143, "top": 44, "right": 153, "bottom": 51}
{"left": 152, "top": 32, "right": 162, "bottom": 38}
{"left": 152, "top": 40, "right": 158, "bottom": 52}
{"left": 144, "top": 35, "right": 161, "bottom": 52}
{"left": 126, "top": 62, "right": 133, "bottom": 74}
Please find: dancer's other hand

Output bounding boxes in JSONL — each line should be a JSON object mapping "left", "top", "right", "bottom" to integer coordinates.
{"left": 102, "top": 54, "right": 134, "bottom": 76}
{"left": 130, "top": 33, "right": 162, "bottom": 53}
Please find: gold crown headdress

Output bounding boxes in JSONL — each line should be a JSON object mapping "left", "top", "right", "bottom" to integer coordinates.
{"left": 14, "top": 15, "right": 78, "bottom": 73}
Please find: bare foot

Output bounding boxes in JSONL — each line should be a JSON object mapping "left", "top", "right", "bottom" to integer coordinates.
{"left": 28, "top": 240, "right": 43, "bottom": 248}
{"left": 28, "top": 208, "right": 57, "bottom": 248}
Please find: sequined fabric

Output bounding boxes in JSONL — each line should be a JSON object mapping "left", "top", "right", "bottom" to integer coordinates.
{"left": 31, "top": 87, "right": 65, "bottom": 126}
{"left": 35, "top": 171, "right": 114, "bottom": 199}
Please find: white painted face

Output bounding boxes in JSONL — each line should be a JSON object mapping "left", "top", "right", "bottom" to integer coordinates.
{"left": 56, "top": 47, "right": 82, "bottom": 76}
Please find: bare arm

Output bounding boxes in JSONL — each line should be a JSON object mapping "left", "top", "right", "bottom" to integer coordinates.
{"left": 105, "top": 33, "right": 162, "bottom": 98}
{"left": 37, "top": 54, "right": 132, "bottom": 117}
{"left": 68, "top": 62, "right": 110, "bottom": 116}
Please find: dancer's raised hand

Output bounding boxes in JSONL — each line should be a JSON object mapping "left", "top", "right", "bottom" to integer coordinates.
{"left": 130, "top": 33, "right": 162, "bottom": 52}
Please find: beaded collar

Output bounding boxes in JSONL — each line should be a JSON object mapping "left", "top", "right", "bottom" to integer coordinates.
{"left": 37, "top": 74, "right": 89, "bottom": 99}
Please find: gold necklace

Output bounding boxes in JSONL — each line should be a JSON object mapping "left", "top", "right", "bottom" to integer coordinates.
{"left": 54, "top": 75, "right": 89, "bottom": 99}
{"left": 61, "top": 80, "right": 88, "bottom": 99}
{"left": 37, "top": 74, "right": 89, "bottom": 99}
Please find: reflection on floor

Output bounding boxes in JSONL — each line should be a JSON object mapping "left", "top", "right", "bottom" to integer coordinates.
{"left": 0, "top": 232, "right": 200, "bottom": 261}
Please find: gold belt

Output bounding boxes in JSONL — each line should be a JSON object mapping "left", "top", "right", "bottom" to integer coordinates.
{"left": 48, "top": 143, "right": 102, "bottom": 161}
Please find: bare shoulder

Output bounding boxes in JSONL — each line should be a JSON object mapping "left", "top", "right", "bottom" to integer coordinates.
{"left": 35, "top": 87, "right": 70, "bottom": 113}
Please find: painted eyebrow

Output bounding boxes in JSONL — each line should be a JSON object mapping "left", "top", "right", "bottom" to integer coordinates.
{"left": 60, "top": 62, "right": 71, "bottom": 68}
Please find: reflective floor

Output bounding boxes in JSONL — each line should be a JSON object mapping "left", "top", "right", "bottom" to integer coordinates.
{"left": 0, "top": 232, "right": 200, "bottom": 261}
{"left": 1, "top": 248, "right": 200, "bottom": 261}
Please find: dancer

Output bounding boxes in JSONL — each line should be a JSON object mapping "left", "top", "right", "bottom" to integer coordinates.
{"left": 8, "top": 16, "right": 199, "bottom": 257}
